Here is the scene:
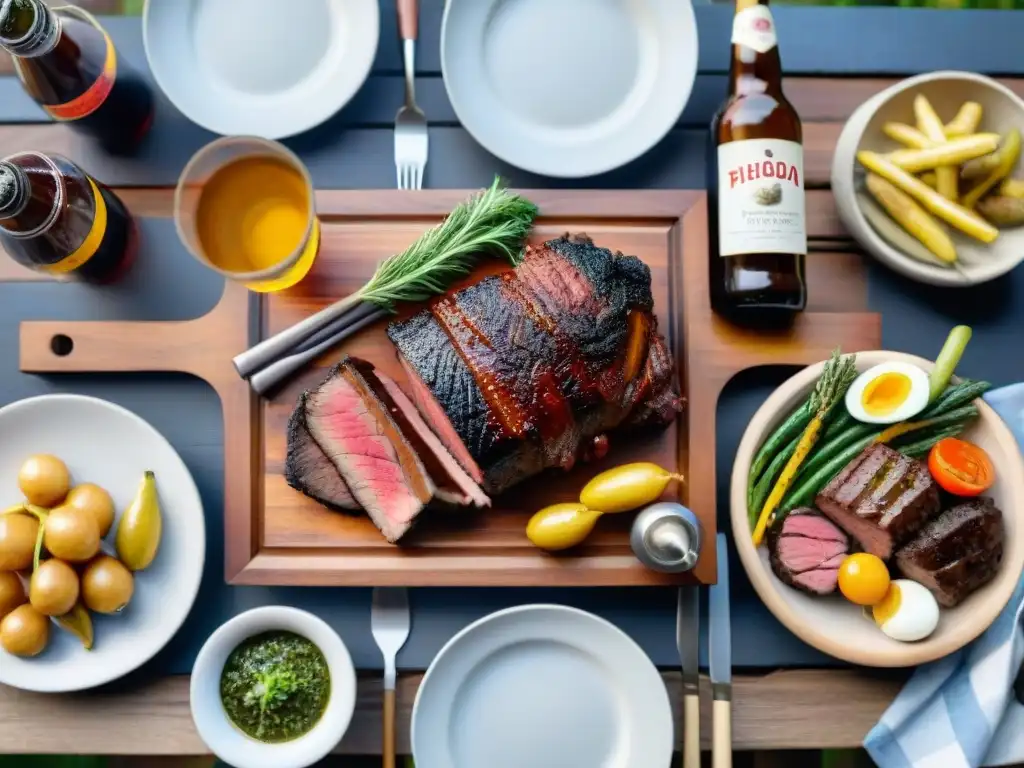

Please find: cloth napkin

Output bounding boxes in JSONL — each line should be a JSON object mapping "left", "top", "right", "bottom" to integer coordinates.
{"left": 864, "top": 383, "right": 1024, "bottom": 768}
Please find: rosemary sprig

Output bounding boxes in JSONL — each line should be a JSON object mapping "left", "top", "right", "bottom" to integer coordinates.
{"left": 359, "top": 177, "right": 537, "bottom": 310}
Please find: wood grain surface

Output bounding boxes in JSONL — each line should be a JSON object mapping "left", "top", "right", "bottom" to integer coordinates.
{"left": 0, "top": 669, "right": 907, "bottom": 756}
{"left": 15, "top": 189, "right": 881, "bottom": 587}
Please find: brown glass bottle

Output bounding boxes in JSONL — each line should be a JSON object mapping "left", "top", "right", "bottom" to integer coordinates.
{"left": 0, "top": 152, "right": 137, "bottom": 282}
{"left": 708, "top": 0, "right": 807, "bottom": 319}
{"left": 0, "top": 0, "right": 153, "bottom": 153}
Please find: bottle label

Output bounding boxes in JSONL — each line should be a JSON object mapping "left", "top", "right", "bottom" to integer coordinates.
{"left": 41, "top": 29, "right": 116, "bottom": 121}
{"left": 731, "top": 5, "right": 778, "bottom": 54}
{"left": 42, "top": 177, "right": 108, "bottom": 274}
{"left": 717, "top": 138, "right": 807, "bottom": 257}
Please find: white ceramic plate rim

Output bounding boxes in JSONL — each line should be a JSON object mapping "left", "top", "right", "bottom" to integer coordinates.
{"left": 441, "top": 0, "right": 698, "bottom": 178}
{"left": 831, "top": 70, "right": 1024, "bottom": 287}
{"left": 190, "top": 606, "right": 357, "bottom": 768}
{"left": 730, "top": 351, "right": 1024, "bottom": 667}
{"left": 142, "top": 0, "right": 379, "bottom": 139}
{"left": 0, "top": 394, "right": 205, "bottom": 692}
{"left": 410, "top": 603, "right": 674, "bottom": 767}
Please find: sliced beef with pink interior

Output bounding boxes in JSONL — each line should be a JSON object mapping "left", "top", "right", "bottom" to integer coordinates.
{"left": 895, "top": 497, "right": 1004, "bottom": 608}
{"left": 815, "top": 444, "right": 940, "bottom": 560}
{"left": 304, "top": 361, "right": 436, "bottom": 543}
{"left": 285, "top": 393, "right": 359, "bottom": 512}
{"left": 349, "top": 358, "right": 490, "bottom": 509}
{"left": 767, "top": 507, "right": 850, "bottom": 595}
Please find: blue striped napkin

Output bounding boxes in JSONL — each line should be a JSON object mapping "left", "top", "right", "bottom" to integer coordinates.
{"left": 864, "top": 383, "right": 1024, "bottom": 768}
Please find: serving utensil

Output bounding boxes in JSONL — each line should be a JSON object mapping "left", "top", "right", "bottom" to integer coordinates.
{"left": 709, "top": 534, "right": 732, "bottom": 768}
{"left": 372, "top": 587, "right": 411, "bottom": 768}
{"left": 394, "top": 0, "right": 427, "bottom": 190}
{"left": 677, "top": 586, "right": 701, "bottom": 768}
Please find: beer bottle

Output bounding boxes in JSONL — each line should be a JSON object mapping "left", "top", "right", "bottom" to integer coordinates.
{"left": 709, "top": 0, "right": 807, "bottom": 318}
{"left": 0, "top": 152, "right": 137, "bottom": 282}
{"left": 0, "top": 0, "right": 154, "bottom": 153}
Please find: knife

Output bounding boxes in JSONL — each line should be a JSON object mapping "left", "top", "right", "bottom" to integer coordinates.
{"left": 677, "top": 586, "right": 701, "bottom": 768}
{"left": 709, "top": 534, "right": 732, "bottom": 768}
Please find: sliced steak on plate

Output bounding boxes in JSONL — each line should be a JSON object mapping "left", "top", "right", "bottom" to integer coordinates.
{"left": 767, "top": 507, "right": 850, "bottom": 595}
{"left": 815, "top": 443, "right": 940, "bottom": 560}
{"left": 895, "top": 497, "right": 1004, "bottom": 608}
{"left": 285, "top": 392, "right": 360, "bottom": 512}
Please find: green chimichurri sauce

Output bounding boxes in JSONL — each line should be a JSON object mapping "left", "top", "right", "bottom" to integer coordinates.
{"left": 219, "top": 630, "right": 331, "bottom": 743}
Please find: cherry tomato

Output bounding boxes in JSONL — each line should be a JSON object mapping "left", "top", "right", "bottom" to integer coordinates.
{"left": 838, "top": 553, "right": 891, "bottom": 606}
{"left": 928, "top": 437, "right": 995, "bottom": 497}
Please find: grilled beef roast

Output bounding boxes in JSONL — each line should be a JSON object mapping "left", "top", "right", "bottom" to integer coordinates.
{"left": 290, "top": 358, "right": 489, "bottom": 542}
{"left": 768, "top": 507, "right": 850, "bottom": 595}
{"left": 387, "top": 234, "right": 682, "bottom": 495}
{"left": 895, "top": 497, "right": 1004, "bottom": 607}
{"left": 815, "top": 444, "right": 940, "bottom": 560}
{"left": 285, "top": 393, "right": 360, "bottom": 512}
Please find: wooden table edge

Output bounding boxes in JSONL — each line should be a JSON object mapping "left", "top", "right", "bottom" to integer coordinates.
{"left": 0, "top": 668, "right": 904, "bottom": 754}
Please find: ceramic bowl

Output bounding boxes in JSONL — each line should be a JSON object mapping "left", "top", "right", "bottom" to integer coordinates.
{"left": 191, "top": 606, "right": 357, "bottom": 768}
{"left": 831, "top": 71, "right": 1024, "bottom": 286}
{"left": 731, "top": 351, "right": 1024, "bottom": 667}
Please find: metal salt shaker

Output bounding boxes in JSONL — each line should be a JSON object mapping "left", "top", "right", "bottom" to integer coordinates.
{"left": 630, "top": 502, "right": 703, "bottom": 573}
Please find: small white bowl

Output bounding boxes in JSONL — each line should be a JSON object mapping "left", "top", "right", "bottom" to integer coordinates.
{"left": 832, "top": 71, "right": 1024, "bottom": 287}
{"left": 191, "top": 606, "right": 357, "bottom": 768}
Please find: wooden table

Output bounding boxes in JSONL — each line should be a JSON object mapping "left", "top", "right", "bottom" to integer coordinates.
{"left": 2, "top": 2, "right": 1024, "bottom": 758}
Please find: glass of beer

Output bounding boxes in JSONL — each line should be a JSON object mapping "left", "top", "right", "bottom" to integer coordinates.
{"left": 174, "top": 136, "right": 320, "bottom": 293}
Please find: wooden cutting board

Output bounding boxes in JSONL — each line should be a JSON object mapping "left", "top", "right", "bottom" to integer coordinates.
{"left": 17, "top": 190, "right": 880, "bottom": 586}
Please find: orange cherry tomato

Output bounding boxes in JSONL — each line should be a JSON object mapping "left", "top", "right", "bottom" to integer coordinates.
{"left": 928, "top": 437, "right": 995, "bottom": 497}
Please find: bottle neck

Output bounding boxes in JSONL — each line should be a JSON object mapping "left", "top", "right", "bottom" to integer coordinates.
{"left": 0, "top": 161, "right": 29, "bottom": 218}
{"left": 728, "top": 0, "right": 783, "bottom": 97}
{"left": 0, "top": 0, "right": 60, "bottom": 57}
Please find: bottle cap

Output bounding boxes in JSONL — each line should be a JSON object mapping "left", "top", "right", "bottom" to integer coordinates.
{"left": 0, "top": 161, "right": 25, "bottom": 216}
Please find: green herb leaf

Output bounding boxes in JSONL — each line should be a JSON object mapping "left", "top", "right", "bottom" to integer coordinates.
{"left": 358, "top": 177, "right": 538, "bottom": 311}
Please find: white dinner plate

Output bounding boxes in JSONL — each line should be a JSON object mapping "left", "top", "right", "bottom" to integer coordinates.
{"left": 0, "top": 395, "right": 205, "bottom": 692}
{"left": 143, "top": 0, "right": 379, "bottom": 139}
{"left": 411, "top": 604, "right": 674, "bottom": 768}
{"left": 441, "top": 0, "right": 699, "bottom": 178}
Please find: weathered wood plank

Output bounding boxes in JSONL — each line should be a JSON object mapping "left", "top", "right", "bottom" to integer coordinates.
{"left": 0, "top": 669, "right": 904, "bottom": 755}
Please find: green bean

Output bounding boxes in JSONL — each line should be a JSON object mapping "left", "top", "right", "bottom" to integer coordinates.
{"left": 899, "top": 424, "right": 971, "bottom": 458}
{"left": 749, "top": 434, "right": 800, "bottom": 530}
{"left": 747, "top": 401, "right": 812, "bottom": 507}
{"left": 779, "top": 433, "right": 880, "bottom": 515}
{"left": 920, "top": 380, "right": 991, "bottom": 418}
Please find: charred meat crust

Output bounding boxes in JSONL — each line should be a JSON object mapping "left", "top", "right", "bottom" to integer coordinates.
{"left": 285, "top": 392, "right": 360, "bottom": 512}
{"left": 387, "top": 233, "right": 682, "bottom": 495}
{"left": 895, "top": 497, "right": 1004, "bottom": 608}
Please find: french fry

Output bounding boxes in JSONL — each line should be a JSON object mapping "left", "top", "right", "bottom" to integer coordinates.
{"left": 999, "top": 177, "right": 1024, "bottom": 199}
{"left": 856, "top": 151, "right": 999, "bottom": 243}
{"left": 883, "top": 122, "right": 933, "bottom": 149}
{"left": 920, "top": 171, "right": 938, "bottom": 189}
{"left": 865, "top": 173, "right": 958, "bottom": 263}
{"left": 962, "top": 128, "right": 1021, "bottom": 209}
{"left": 944, "top": 102, "right": 983, "bottom": 138}
{"left": 887, "top": 133, "right": 1000, "bottom": 172}
{"left": 914, "top": 95, "right": 959, "bottom": 202}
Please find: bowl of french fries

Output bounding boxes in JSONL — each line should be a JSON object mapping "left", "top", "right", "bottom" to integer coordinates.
{"left": 831, "top": 71, "right": 1024, "bottom": 286}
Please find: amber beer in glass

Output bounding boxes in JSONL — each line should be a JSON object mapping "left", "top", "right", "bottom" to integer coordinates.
{"left": 709, "top": 0, "right": 807, "bottom": 317}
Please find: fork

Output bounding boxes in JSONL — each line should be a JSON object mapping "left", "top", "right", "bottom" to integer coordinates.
{"left": 394, "top": 0, "right": 428, "bottom": 190}
{"left": 372, "top": 587, "right": 412, "bottom": 768}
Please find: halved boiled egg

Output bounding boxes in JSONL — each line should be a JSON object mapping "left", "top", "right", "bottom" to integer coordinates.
{"left": 845, "top": 362, "right": 931, "bottom": 425}
{"left": 872, "top": 579, "right": 940, "bottom": 642}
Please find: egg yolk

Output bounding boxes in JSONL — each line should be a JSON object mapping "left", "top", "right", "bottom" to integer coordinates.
{"left": 838, "top": 553, "right": 891, "bottom": 606}
{"left": 861, "top": 372, "right": 912, "bottom": 417}
{"left": 872, "top": 582, "right": 902, "bottom": 626}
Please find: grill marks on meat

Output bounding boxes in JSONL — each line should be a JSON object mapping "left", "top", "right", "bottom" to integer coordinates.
{"left": 815, "top": 444, "right": 940, "bottom": 560}
{"left": 768, "top": 508, "right": 850, "bottom": 595}
{"left": 895, "top": 498, "right": 1004, "bottom": 608}
{"left": 304, "top": 362, "right": 435, "bottom": 543}
{"left": 388, "top": 234, "right": 681, "bottom": 494}
{"left": 285, "top": 393, "right": 360, "bottom": 512}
